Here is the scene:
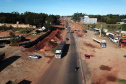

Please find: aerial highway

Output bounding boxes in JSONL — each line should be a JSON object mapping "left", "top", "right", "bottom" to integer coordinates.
{"left": 37, "top": 20, "right": 84, "bottom": 84}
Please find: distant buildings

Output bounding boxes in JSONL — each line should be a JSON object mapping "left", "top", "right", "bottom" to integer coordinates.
{"left": 0, "top": 21, "right": 36, "bottom": 28}
{"left": 80, "top": 16, "right": 97, "bottom": 24}
{"left": 116, "top": 22, "right": 125, "bottom": 24}
{"left": 122, "top": 19, "right": 126, "bottom": 21}
{"left": 116, "top": 19, "right": 126, "bottom": 24}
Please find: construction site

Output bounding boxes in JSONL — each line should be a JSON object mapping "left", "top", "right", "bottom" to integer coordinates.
{"left": 0, "top": 17, "right": 126, "bottom": 84}
{"left": 0, "top": 18, "right": 67, "bottom": 84}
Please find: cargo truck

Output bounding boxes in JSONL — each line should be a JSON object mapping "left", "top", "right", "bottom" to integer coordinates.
{"left": 93, "top": 37, "right": 106, "bottom": 48}
{"left": 55, "top": 41, "right": 66, "bottom": 58}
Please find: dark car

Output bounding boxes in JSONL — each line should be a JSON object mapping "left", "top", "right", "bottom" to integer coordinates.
{"left": 28, "top": 55, "right": 41, "bottom": 59}
{"left": 83, "top": 30, "right": 87, "bottom": 33}
{"left": 66, "top": 38, "right": 69, "bottom": 41}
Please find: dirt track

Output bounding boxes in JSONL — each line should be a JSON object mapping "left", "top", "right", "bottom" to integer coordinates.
{"left": 69, "top": 19, "right": 126, "bottom": 84}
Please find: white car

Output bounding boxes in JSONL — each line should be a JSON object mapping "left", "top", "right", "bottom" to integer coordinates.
{"left": 28, "top": 55, "right": 40, "bottom": 59}
{"left": 112, "top": 38, "right": 119, "bottom": 43}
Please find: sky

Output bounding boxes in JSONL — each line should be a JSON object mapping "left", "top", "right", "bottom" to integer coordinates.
{"left": 0, "top": 0, "right": 126, "bottom": 16}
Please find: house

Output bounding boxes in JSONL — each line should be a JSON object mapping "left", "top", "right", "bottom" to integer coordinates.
{"left": 121, "top": 19, "right": 126, "bottom": 21}
{"left": 0, "top": 21, "right": 36, "bottom": 28}
{"left": 116, "top": 22, "right": 125, "bottom": 24}
{"left": 38, "top": 26, "right": 46, "bottom": 32}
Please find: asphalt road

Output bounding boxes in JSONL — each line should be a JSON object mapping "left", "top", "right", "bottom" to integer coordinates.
{"left": 37, "top": 20, "right": 83, "bottom": 84}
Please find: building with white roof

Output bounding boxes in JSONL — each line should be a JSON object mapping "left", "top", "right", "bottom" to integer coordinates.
{"left": 80, "top": 16, "right": 97, "bottom": 24}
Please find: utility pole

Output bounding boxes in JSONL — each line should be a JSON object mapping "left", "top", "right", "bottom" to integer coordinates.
{"left": 118, "top": 25, "right": 122, "bottom": 48}
{"left": 99, "top": 24, "right": 102, "bottom": 37}
{"left": 99, "top": 15, "right": 102, "bottom": 37}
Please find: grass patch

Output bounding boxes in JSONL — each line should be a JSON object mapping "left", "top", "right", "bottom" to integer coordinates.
{"left": 10, "top": 38, "right": 19, "bottom": 46}
{"left": 83, "top": 24, "right": 122, "bottom": 32}
{"left": 23, "top": 33, "right": 32, "bottom": 37}
{"left": 19, "top": 28, "right": 34, "bottom": 34}
{"left": 118, "top": 78, "right": 126, "bottom": 83}
{"left": 51, "top": 43, "right": 59, "bottom": 53}
{"left": 12, "top": 28, "right": 23, "bottom": 31}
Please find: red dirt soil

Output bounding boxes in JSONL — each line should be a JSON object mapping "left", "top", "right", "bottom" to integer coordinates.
{"left": 26, "top": 29, "right": 59, "bottom": 52}
{"left": 26, "top": 18, "right": 65, "bottom": 52}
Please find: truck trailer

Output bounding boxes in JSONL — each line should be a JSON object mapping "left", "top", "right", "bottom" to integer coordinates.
{"left": 55, "top": 41, "right": 66, "bottom": 58}
{"left": 93, "top": 37, "right": 106, "bottom": 48}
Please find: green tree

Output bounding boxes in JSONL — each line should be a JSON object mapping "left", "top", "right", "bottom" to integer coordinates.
{"left": 106, "top": 18, "right": 111, "bottom": 24}
{"left": 9, "top": 31, "right": 18, "bottom": 46}
{"left": 44, "top": 23, "right": 51, "bottom": 30}
{"left": 72, "top": 13, "right": 85, "bottom": 22}
{"left": 122, "top": 24, "right": 126, "bottom": 31}
{"left": 92, "top": 24, "right": 96, "bottom": 28}
{"left": 9, "top": 31, "right": 15, "bottom": 38}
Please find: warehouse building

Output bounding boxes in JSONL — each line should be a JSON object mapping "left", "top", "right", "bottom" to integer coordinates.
{"left": 80, "top": 16, "right": 97, "bottom": 24}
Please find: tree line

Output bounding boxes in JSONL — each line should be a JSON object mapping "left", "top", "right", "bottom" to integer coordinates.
{"left": 0, "top": 11, "right": 60, "bottom": 29}
{"left": 71, "top": 13, "right": 126, "bottom": 24}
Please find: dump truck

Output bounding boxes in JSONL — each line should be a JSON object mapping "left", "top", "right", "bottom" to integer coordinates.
{"left": 55, "top": 41, "right": 66, "bottom": 58}
{"left": 93, "top": 37, "right": 106, "bottom": 48}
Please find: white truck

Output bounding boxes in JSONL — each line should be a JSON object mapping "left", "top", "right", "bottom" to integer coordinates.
{"left": 55, "top": 41, "right": 66, "bottom": 58}
{"left": 93, "top": 37, "right": 106, "bottom": 48}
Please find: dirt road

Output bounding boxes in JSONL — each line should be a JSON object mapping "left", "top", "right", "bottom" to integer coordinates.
{"left": 37, "top": 21, "right": 82, "bottom": 84}
{"left": 70, "top": 20, "right": 126, "bottom": 84}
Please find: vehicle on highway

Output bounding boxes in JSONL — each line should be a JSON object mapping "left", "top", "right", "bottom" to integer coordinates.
{"left": 83, "top": 30, "right": 87, "bottom": 33}
{"left": 55, "top": 41, "right": 66, "bottom": 58}
{"left": 66, "top": 38, "right": 69, "bottom": 41}
{"left": 66, "top": 31, "right": 69, "bottom": 33}
{"left": 70, "top": 30, "right": 74, "bottom": 33}
{"left": 75, "top": 67, "right": 79, "bottom": 71}
{"left": 28, "top": 55, "right": 40, "bottom": 59}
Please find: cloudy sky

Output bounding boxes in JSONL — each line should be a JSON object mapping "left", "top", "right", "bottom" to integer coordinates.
{"left": 0, "top": 0, "right": 126, "bottom": 15}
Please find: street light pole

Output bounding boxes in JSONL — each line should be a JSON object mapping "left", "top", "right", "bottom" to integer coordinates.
{"left": 118, "top": 25, "right": 122, "bottom": 48}
{"left": 99, "top": 15, "right": 102, "bottom": 37}
{"left": 99, "top": 24, "right": 102, "bottom": 37}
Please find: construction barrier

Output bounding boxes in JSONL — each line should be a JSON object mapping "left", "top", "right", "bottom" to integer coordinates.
{"left": 40, "top": 49, "right": 45, "bottom": 51}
